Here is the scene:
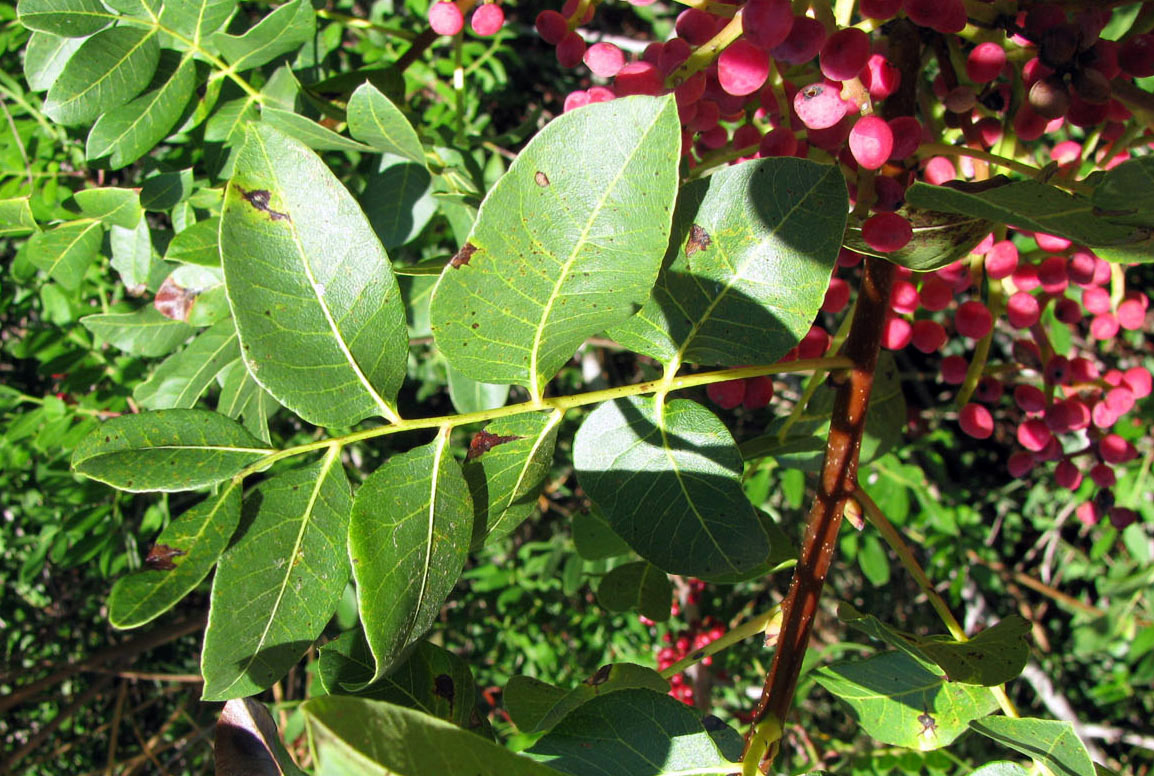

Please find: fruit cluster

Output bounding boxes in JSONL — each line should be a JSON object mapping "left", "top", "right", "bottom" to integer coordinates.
{"left": 525, "top": 0, "right": 1150, "bottom": 526}
{"left": 657, "top": 616, "right": 726, "bottom": 706}
{"left": 428, "top": 0, "right": 504, "bottom": 37}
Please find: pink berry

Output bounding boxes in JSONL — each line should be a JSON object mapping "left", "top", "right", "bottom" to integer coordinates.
{"left": 583, "top": 42, "right": 624, "bottom": 78}
{"left": 823, "top": 277, "right": 850, "bottom": 313}
{"left": 707, "top": 379, "right": 745, "bottom": 409}
{"left": 905, "top": 0, "right": 965, "bottom": 33}
{"left": 1110, "top": 507, "right": 1139, "bottom": 529}
{"left": 859, "top": 0, "right": 902, "bottom": 19}
{"left": 984, "top": 240, "right": 1018, "bottom": 279}
{"left": 1014, "top": 384, "right": 1046, "bottom": 414}
{"left": 1007, "top": 291, "right": 1041, "bottom": 329}
{"left": 889, "top": 279, "right": 920, "bottom": 314}
{"left": 918, "top": 278, "right": 953, "bottom": 311}
{"left": 798, "top": 326, "right": 830, "bottom": 359}
{"left": 1082, "top": 286, "right": 1111, "bottom": 315}
{"left": 1077, "top": 501, "right": 1100, "bottom": 526}
{"left": 1017, "top": 418, "right": 1052, "bottom": 451}
{"left": 1065, "top": 398, "right": 1091, "bottom": 430}
{"left": 675, "top": 9, "right": 719, "bottom": 46}
{"left": 881, "top": 315, "right": 912, "bottom": 350}
{"left": 1100, "top": 434, "right": 1137, "bottom": 464}
{"left": 718, "top": 39, "right": 770, "bottom": 96}
{"left": 614, "top": 61, "right": 663, "bottom": 96}
{"left": 759, "top": 127, "right": 797, "bottom": 158}
{"left": 861, "top": 54, "right": 901, "bottom": 99}
{"left": 1120, "top": 33, "right": 1154, "bottom": 78}
{"left": 1055, "top": 298, "right": 1082, "bottom": 324}
{"left": 976, "top": 376, "right": 1004, "bottom": 404}
{"left": 1044, "top": 355, "right": 1071, "bottom": 385}
{"left": 470, "top": 2, "right": 504, "bottom": 35}
{"left": 1123, "top": 367, "right": 1152, "bottom": 398}
{"left": 563, "top": 90, "right": 591, "bottom": 112}
{"left": 588, "top": 86, "right": 614, "bottom": 103}
{"left": 1037, "top": 255, "right": 1068, "bottom": 294}
{"left": 924, "top": 156, "right": 956, "bottom": 185}
{"left": 1117, "top": 298, "right": 1146, "bottom": 330}
{"left": 849, "top": 116, "right": 894, "bottom": 171}
{"left": 960, "top": 403, "right": 994, "bottom": 439}
{"left": 955, "top": 300, "right": 993, "bottom": 339}
{"left": 793, "top": 81, "right": 847, "bottom": 130}
{"left": 862, "top": 213, "right": 912, "bottom": 253}
{"left": 742, "top": 0, "right": 793, "bottom": 51}
{"left": 820, "top": 28, "right": 869, "bottom": 81}
{"left": 911, "top": 320, "right": 947, "bottom": 353}
{"left": 1090, "top": 312, "right": 1120, "bottom": 340}
{"left": 1105, "top": 386, "right": 1135, "bottom": 414}
{"left": 941, "top": 355, "right": 968, "bottom": 384}
{"left": 429, "top": 1, "right": 464, "bottom": 35}
{"left": 967, "top": 42, "right": 1007, "bottom": 83}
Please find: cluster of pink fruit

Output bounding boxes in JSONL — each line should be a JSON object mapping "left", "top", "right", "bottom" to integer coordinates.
{"left": 428, "top": 0, "right": 504, "bottom": 37}
{"left": 655, "top": 611, "right": 725, "bottom": 706}
{"left": 521, "top": 0, "right": 1152, "bottom": 528}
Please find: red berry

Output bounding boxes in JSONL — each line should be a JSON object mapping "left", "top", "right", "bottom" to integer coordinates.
{"left": 881, "top": 315, "right": 913, "bottom": 350}
{"left": 887, "top": 116, "right": 922, "bottom": 160}
{"left": 798, "top": 326, "right": 831, "bottom": 359}
{"left": 742, "top": 376, "right": 774, "bottom": 409}
{"left": 859, "top": 0, "right": 902, "bottom": 19}
{"left": 960, "top": 403, "right": 994, "bottom": 439}
{"left": 918, "top": 278, "right": 952, "bottom": 311}
{"left": 820, "top": 28, "right": 869, "bottom": 81}
{"left": 614, "top": 62, "right": 663, "bottom": 96}
{"left": 1089, "top": 463, "right": 1116, "bottom": 488}
{"left": 718, "top": 39, "right": 770, "bottom": 96}
{"left": 470, "top": 2, "right": 504, "bottom": 35}
{"left": 1008, "top": 452, "right": 1035, "bottom": 478}
{"left": 823, "top": 277, "right": 850, "bottom": 313}
{"left": 955, "top": 300, "right": 993, "bottom": 339}
{"left": 1117, "top": 298, "right": 1146, "bottom": 330}
{"left": 1082, "top": 286, "right": 1111, "bottom": 315}
{"left": 742, "top": 0, "right": 793, "bottom": 50}
{"left": 976, "top": 376, "right": 1004, "bottom": 403}
{"left": 1055, "top": 298, "right": 1082, "bottom": 324}
{"left": 771, "top": 16, "right": 826, "bottom": 65}
{"left": 759, "top": 127, "right": 797, "bottom": 158}
{"left": 941, "top": 355, "right": 968, "bottom": 384}
{"left": 967, "top": 42, "right": 1007, "bottom": 83}
{"left": 984, "top": 240, "right": 1018, "bottom": 280}
{"left": 1017, "top": 418, "right": 1052, "bottom": 451}
{"left": 535, "top": 10, "right": 568, "bottom": 44}
{"left": 849, "top": 116, "right": 894, "bottom": 170}
{"left": 1007, "top": 291, "right": 1041, "bottom": 329}
{"left": 707, "top": 379, "right": 746, "bottom": 409}
{"left": 556, "top": 31, "right": 587, "bottom": 68}
{"left": 862, "top": 213, "right": 912, "bottom": 253}
{"left": 429, "top": 1, "right": 464, "bottom": 35}
{"left": 890, "top": 279, "right": 919, "bottom": 314}
{"left": 1090, "top": 312, "right": 1120, "bottom": 340}
{"left": 861, "top": 54, "right": 900, "bottom": 99}
{"left": 1014, "top": 384, "right": 1046, "bottom": 414}
{"left": 675, "top": 9, "right": 720, "bottom": 47}
{"left": 911, "top": 319, "right": 947, "bottom": 353}
{"left": 1055, "top": 460, "right": 1082, "bottom": 490}
{"left": 793, "top": 81, "right": 847, "bottom": 130}
{"left": 1123, "top": 367, "right": 1152, "bottom": 398}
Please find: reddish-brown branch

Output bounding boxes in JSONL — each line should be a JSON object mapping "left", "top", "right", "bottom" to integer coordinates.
{"left": 743, "top": 257, "right": 895, "bottom": 762}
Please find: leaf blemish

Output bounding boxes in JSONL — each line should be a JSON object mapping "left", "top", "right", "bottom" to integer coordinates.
{"left": 238, "top": 186, "right": 291, "bottom": 222}
{"left": 144, "top": 543, "right": 186, "bottom": 571}
{"left": 535, "top": 170, "right": 550, "bottom": 187}
{"left": 467, "top": 429, "right": 523, "bottom": 460}
{"left": 433, "top": 674, "right": 455, "bottom": 703}
{"left": 686, "top": 224, "right": 712, "bottom": 258}
{"left": 450, "top": 242, "right": 477, "bottom": 269}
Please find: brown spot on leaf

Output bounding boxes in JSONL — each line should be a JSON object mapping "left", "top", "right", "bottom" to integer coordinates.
{"left": 154, "top": 274, "right": 199, "bottom": 322}
{"left": 450, "top": 242, "right": 477, "bottom": 269}
{"left": 685, "top": 224, "right": 712, "bottom": 258}
{"left": 433, "top": 674, "right": 455, "bottom": 704}
{"left": 585, "top": 664, "right": 612, "bottom": 686}
{"left": 145, "top": 544, "right": 186, "bottom": 571}
{"left": 467, "top": 429, "right": 522, "bottom": 460}
{"left": 535, "top": 171, "right": 550, "bottom": 187}
{"left": 238, "top": 186, "right": 290, "bottom": 222}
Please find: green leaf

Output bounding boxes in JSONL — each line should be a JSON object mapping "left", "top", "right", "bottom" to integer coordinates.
{"left": 574, "top": 396, "right": 769, "bottom": 582}
{"left": 0, "top": 197, "right": 38, "bottom": 236}
{"left": 508, "top": 665, "right": 669, "bottom": 735}
{"left": 303, "top": 695, "right": 561, "bottom": 776}
{"left": 813, "top": 650, "right": 999, "bottom": 750}
{"left": 74, "top": 186, "right": 142, "bottom": 228}
{"left": 17, "top": 0, "right": 110, "bottom": 37}
{"left": 26, "top": 218, "right": 102, "bottom": 290}
{"left": 596, "top": 562, "right": 672, "bottom": 622}
{"left": 571, "top": 508, "right": 631, "bottom": 560}
{"left": 527, "top": 688, "right": 738, "bottom": 775}
{"left": 216, "top": 698, "right": 308, "bottom": 776}
{"left": 160, "top": 0, "right": 236, "bottom": 43}
{"left": 464, "top": 410, "right": 561, "bottom": 548}
{"left": 213, "top": 0, "right": 315, "bottom": 72}
{"left": 362, "top": 158, "right": 436, "bottom": 249}
{"left": 81, "top": 306, "right": 194, "bottom": 357}
{"left": 843, "top": 206, "right": 992, "bottom": 270}
{"left": 447, "top": 366, "right": 510, "bottom": 414}
{"left": 609, "top": 157, "right": 846, "bottom": 368}
{"left": 134, "top": 318, "right": 239, "bottom": 410}
{"left": 349, "top": 430, "right": 472, "bottom": 687}
{"left": 201, "top": 450, "right": 352, "bottom": 700}
{"left": 346, "top": 83, "right": 426, "bottom": 165}
{"left": 141, "top": 168, "right": 194, "bottom": 211}
{"left": 318, "top": 634, "right": 485, "bottom": 732}
{"left": 72, "top": 409, "right": 271, "bottom": 492}
{"left": 906, "top": 180, "right": 1152, "bottom": 261}
{"left": 969, "top": 763, "right": 1030, "bottom": 776}
{"left": 838, "top": 603, "right": 1031, "bottom": 687}
{"left": 430, "top": 95, "right": 680, "bottom": 398}
{"left": 109, "top": 220, "right": 155, "bottom": 288}
{"left": 44, "top": 26, "right": 160, "bottom": 126}
{"left": 86, "top": 52, "right": 197, "bottom": 169}
{"left": 968, "top": 718, "right": 1095, "bottom": 776}
{"left": 216, "top": 359, "right": 279, "bottom": 443}
{"left": 261, "top": 107, "right": 374, "bottom": 153}
{"left": 857, "top": 533, "right": 890, "bottom": 587}
{"left": 23, "top": 31, "right": 86, "bottom": 91}
{"left": 108, "top": 483, "right": 240, "bottom": 628}
{"left": 166, "top": 216, "right": 221, "bottom": 266}
{"left": 204, "top": 95, "right": 258, "bottom": 143}
{"left": 221, "top": 123, "right": 408, "bottom": 427}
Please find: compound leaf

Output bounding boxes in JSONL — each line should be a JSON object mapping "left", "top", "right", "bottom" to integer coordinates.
{"left": 17, "top": 0, "right": 111, "bottom": 37}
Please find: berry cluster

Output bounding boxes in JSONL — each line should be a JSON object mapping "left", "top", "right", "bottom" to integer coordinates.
{"left": 528, "top": 1, "right": 1151, "bottom": 526}
{"left": 656, "top": 616, "right": 725, "bottom": 706}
